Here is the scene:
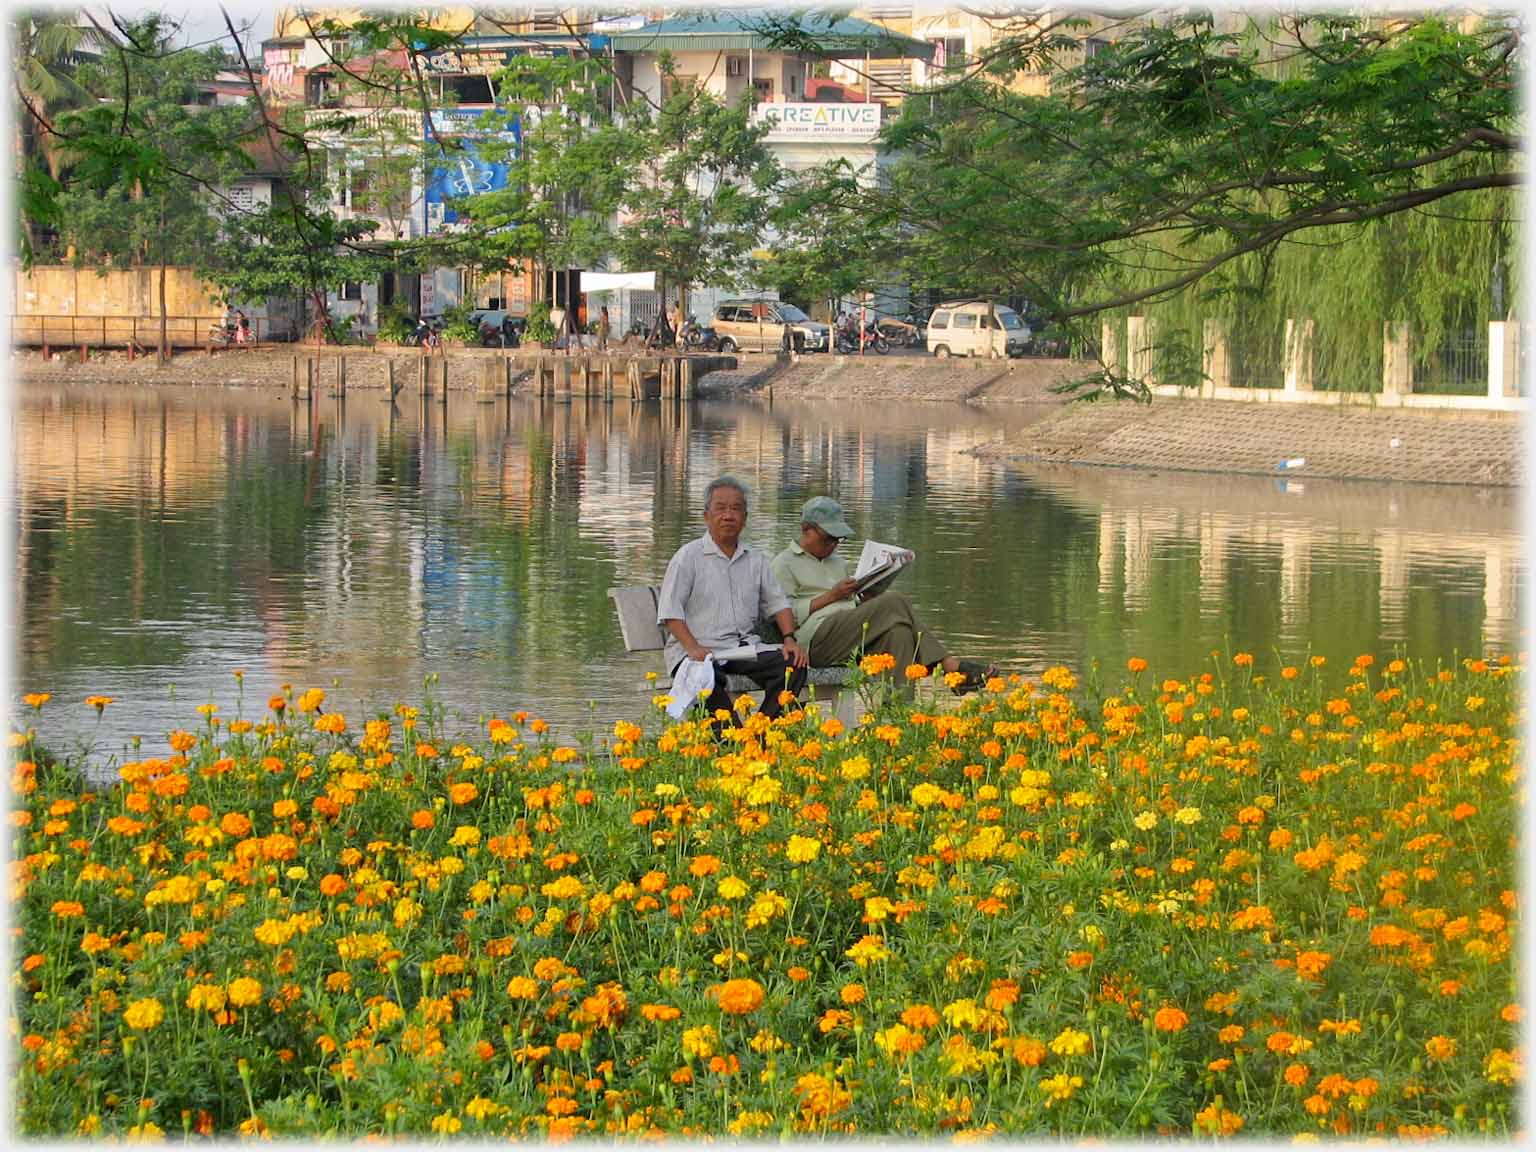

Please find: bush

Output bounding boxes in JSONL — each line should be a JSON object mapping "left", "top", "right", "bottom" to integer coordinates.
{"left": 440, "top": 302, "right": 479, "bottom": 344}
{"left": 524, "top": 300, "right": 556, "bottom": 346}
{"left": 376, "top": 303, "right": 415, "bottom": 345}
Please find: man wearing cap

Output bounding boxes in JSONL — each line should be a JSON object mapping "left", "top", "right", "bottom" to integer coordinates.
{"left": 657, "top": 475, "right": 809, "bottom": 724}
{"left": 771, "top": 496, "right": 994, "bottom": 693}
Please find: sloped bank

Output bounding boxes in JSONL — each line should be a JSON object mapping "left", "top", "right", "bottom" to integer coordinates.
{"left": 971, "top": 396, "right": 1524, "bottom": 487}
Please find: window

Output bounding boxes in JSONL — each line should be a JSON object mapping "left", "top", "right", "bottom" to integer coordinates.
{"left": 444, "top": 74, "right": 493, "bottom": 104}
{"left": 928, "top": 36, "right": 968, "bottom": 71}
{"left": 1083, "top": 37, "right": 1110, "bottom": 60}
{"left": 751, "top": 78, "right": 773, "bottom": 103}
{"left": 227, "top": 183, "right": 256, "bottom": 211}
{"left": 980, "top": 314, "right": 995, "bottom": 329}
{"left": 788, "top": 71, "right": 798, "bottom": 96}
{"left": 953, "top": 313, "right": 977, "bottom": 329}
{"left": 929, "top": 312, "right": 949, "bottom": 330}
{"left": 726, "top": 56, "right": 745, "bottom": 78}
{"left": 340, "top": 282, "right": 363, "bottom": 301}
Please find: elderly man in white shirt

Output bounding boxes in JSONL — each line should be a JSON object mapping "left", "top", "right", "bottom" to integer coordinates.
{"left": 657, "top": 476, "right": 808, "bottom": 723}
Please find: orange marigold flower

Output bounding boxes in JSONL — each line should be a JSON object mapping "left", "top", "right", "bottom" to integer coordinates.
{"left": 448, "top": 782, "right": 479, "bottom": 805}
{"left": 715, "top": 978, "right": 766, "bottom": 1015}
{"left": 1424, "top": 1035, "right": 1457, "bottom": 1062}
{"left": 1153, "top": 1006, "right": 1189, "bottom": 1033}
{"left": 1127, "top": 657, "right": 1148, "bottom": 674}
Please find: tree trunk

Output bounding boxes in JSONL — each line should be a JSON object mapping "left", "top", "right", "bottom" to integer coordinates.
{"left": 157, "top": 192, "right": 168, "bottom": 366}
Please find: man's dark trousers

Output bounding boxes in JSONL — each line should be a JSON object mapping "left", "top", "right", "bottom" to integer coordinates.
{"left": 702, "top": 650, "right": 807, "bottom": 721}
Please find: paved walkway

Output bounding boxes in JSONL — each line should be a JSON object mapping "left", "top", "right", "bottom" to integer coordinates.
{"left": 975, "top": 397, "right": 1525, "bottom": 486}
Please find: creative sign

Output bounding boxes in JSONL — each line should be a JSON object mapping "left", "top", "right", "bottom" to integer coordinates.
{"left": 752, "top": 102, "right": 882, "bottom": 142}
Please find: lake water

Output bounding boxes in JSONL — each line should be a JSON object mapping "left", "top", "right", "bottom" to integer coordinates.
{"left": 12, "top": 380, "right": 1525, "bottom": 763}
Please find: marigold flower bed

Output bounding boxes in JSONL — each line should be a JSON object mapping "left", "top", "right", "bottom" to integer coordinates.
{"left": 11, "top": 653, "right": 1521, "bottom": 1138}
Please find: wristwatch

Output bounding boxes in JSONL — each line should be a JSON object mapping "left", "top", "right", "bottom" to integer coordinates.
{"left": 783, "top": 632, "right": 797, "bottom": 642}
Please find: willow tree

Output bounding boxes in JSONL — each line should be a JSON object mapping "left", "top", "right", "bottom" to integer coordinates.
{"left": 768, "top": 10, "right": 1519, "bottom": 397}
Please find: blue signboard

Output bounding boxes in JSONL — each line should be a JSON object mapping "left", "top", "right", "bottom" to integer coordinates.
{"left": 424, "top": 110, "right": 521, "bottom": 232}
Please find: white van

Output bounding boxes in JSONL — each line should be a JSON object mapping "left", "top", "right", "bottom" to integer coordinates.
{"left": 925, "top": 300, "right": 1031, "bottom": 358}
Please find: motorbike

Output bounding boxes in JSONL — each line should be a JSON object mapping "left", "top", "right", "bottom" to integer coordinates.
{"left": 480, "top": 319, "right": 522, "bottom": 349}
{"left": 209, "top": 320, "right": 237, "bottom": 347}
{"left": 874, "top": 316, "right": 921, "bottom": 347}
{"left": 834, "top": 318, "right": 889, "bottom": 355}
{"left": 680, "top": 317, "right": 720, "bottom": 352}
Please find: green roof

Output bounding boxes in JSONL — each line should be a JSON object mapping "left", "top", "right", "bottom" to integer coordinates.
{"left": 606, "top": 11, "right": 933, "bottom": 60}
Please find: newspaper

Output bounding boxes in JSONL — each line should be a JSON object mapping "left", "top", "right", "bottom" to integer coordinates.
{"left": 852, "top": 540, "right": 914, "bottom": 595}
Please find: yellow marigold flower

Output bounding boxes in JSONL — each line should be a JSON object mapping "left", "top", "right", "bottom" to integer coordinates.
{"left": 1173, "top": 806, "right": 1202, "bottom": 825}
{"left": 717, "top": 875, "right": 749, "bottom": 900}
{"left": 429, "top": 1112, "right": 462, "bottom": 1134}
{"left": 1133, "top": 811, "right": 1158, "bottom": 830}
{"left": 681, "top": 1024, "right": 717, "bottom": 1059}
{"left": 1039, "top": 1072, "right": 1083, "bottom": 1106}
{"left": 226, "top": 977, "right": 263, "bottom": 1008}
{"left": 784, "top": 835, "right": 821, "bottom": 864}
{"left": 1193, "top": 1099, "right": 1245, "bottom": 1136}
{"left": 186, "top": 984, "right": 227, "bottom": 1012}
{"left": 122, "top": 998, "right": 164, "bottom": 1031}
{"left": 845, "top": 934, "right": 891, "bottom": 967}
{"left": 1049, "top": 1027, "right": 1092, "bottom": 1057}
{"left": 23, "top": 693, "right": 50, "bottom": 709}
{"left": 295, "top": 688, "right": 325, "bottom": 713}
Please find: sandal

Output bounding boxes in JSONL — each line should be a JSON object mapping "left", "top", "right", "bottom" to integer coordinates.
{"left": 951, "top": 659, "right": 998, "bottom": 696}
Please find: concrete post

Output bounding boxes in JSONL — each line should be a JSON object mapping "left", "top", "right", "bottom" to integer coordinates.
{"left": 555, "top": 357, "right": 570, "bottom": 394}
{"left": 419, "top": 354, "right": 430, "bottom": 394}
{"left": 1381, "top": 321, "right": 1411, "bottom": 397}
{"left": 337, "top": 354, "right": 347, "bottom": 395}
{"left": 680, "top": 357, "right": 694, "bottom": 399}
{"left": 1202, "top": 318, "right": 1229, "bottom": 393}
{"left": 477, "top": 359, "right": 498, "bottom": 402}
{"left": 1488, "top": 320, "right": 1519, "bottom": 399}
{"left": 1126, "top": 315, "right": 1151, "bottom": 385}
{"left": 1283, "top": 318, "right": 1314, "bottom": 394}
{"left": 1100, "top": 319, "right": 1119, "bottom": 377}
{"left": 602, "top": 359, "right": 614, "bottom": 399}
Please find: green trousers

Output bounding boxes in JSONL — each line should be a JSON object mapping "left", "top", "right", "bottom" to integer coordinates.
{"left": 806, "top": 591, "right": 949, "bottom": 670}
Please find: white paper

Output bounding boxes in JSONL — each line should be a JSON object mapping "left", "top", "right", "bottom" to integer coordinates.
{"left": 853, "top": 539, "right": 914, "bottom": 591}
{"left": 667, "top": 658, "right": 715, "bottom": 719}
{"left": 711, "top": 643, "right": 777, "bottom": 662}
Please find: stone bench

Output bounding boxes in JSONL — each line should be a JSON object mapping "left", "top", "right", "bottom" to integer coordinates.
{"left": 607, "top": 585, "right": 852, "bottom": 698}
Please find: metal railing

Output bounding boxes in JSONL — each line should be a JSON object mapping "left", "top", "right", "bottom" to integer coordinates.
{"left": 1416, "top": 328, "right": 1490, "bottom": 396}
{"left": 10, "top": 314, "right": 297, "bottom": 350}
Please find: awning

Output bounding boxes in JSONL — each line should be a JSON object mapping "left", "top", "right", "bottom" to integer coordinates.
{"left": 605, "top": 12, "right": 933, "bottom": 60}
{"left": 580, "top": 271, "right": 656, "bottom": 293}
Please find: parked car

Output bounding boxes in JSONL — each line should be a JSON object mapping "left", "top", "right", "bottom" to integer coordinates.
{"left": 924, "top": 300, "right": 1031, "bottom": 359}
{"left": 712, "top": 299, "right": 830, "bottom": 353}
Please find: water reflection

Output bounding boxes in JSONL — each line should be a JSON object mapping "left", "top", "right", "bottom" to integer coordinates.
{"left": 13, "top": 382, "right": 1523, "bottom": 763}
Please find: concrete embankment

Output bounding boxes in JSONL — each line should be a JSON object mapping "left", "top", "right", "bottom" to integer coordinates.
{"left": 754, "top": 353, "right": 1088, "bottom": 402}
{"left": 971, "top": 396, "right": 1526, "bottom": 487}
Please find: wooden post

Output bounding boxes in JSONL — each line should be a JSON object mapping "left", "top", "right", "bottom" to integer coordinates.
{"left": 386, "top": 358, "right": 395, "bottom": 398}
{"left": 419, "top": 354, "right": 430, "bottom": 394}
{"left": 292, "top": 355, "right": 302, "bottom": 393}
{"left": 337, "top": 353, "right": 347, "bottom": 395}
{"left": 602, "top": 358, "right": 614, "bottom": 399}
{"left": 680, "top": 357, "right": 694, "bottom": 399}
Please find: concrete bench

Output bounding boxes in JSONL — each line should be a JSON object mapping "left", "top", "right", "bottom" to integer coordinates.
{"left": 608, "top": 585, "right": 852, "bottom": 699}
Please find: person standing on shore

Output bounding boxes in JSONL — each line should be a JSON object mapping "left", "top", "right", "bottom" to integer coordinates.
{"left": 597, "top": 305, "right": 610, "bottom": 352}
{"left": 771, "top": 496, "right": 995, "bottom": 693}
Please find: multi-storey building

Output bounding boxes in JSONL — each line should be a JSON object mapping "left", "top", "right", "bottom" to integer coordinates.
{"left": 257, "top": 7, "right": 931, "bottom": 334}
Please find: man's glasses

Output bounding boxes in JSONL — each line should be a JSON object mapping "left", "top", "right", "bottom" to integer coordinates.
{"left": 816, "top": 525, "right": 843, "bottom": 545}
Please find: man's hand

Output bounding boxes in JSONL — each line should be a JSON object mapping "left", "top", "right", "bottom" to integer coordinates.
{"left": 782, "top": 637, "right": 809, "bottom": 669}
{"left": 684, "top": 642, "right": 711, "bottom": 663}
{"left": 832, "top": 577, "right": 862, "bottom": 602}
